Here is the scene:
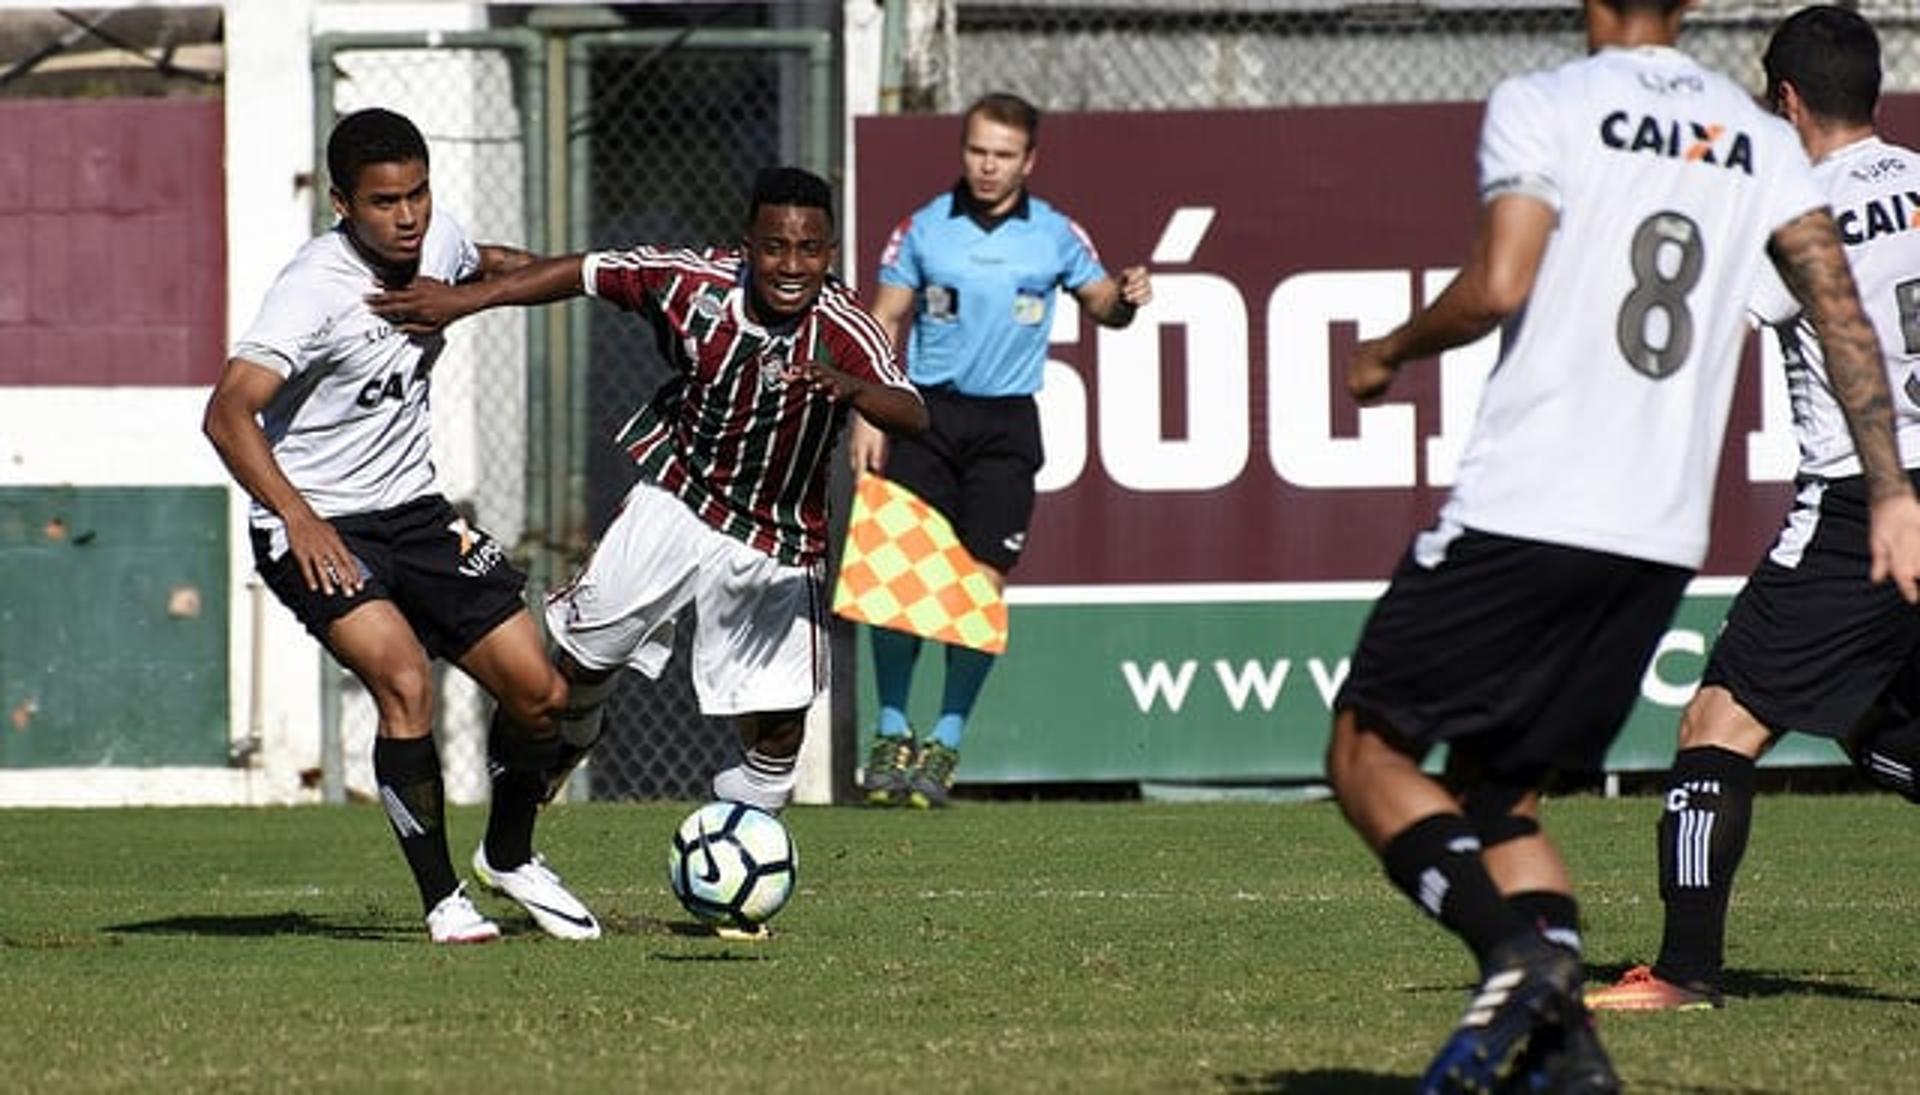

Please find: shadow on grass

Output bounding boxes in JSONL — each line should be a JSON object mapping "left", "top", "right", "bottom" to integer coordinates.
{"left": 1217, "top": 1068, "right": 1409, "bottom": 1093}
{"left": 104, "top": 911, "right": 403, "bottom": 942}
{"left": 1586, "top": 960, "right": 1920, "bottom": 1006}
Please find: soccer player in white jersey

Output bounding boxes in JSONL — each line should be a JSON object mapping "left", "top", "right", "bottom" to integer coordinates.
{"left": 1321, "top": 1, "right": 1920, "bottom": 1089}
{"left": 204, "top": 109, "right": 602, "bottom": 944}
{"left": 369, "top": 167, "right": 925, "bottom": 819}
{"left": 1589, "top": 4, "right": 1920, "bottom": 1013}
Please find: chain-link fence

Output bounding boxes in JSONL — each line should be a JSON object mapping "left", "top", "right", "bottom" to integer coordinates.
{"left": 890, "top": 0, "right": 1920, "bottom": 113}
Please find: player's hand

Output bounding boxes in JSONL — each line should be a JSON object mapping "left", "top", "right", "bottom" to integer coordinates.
{"left": 366, "top": 277, "right": 467, "bottom": 334}
{"left": 283, "top": 508, "right": 363, "bottom": 597}
{"left": 1867, "top": 492, "right": 1920, "bottom": 604}
{"left": 1348, "top": 337, "right": 1401, "bottom": 403}
{"left": 1116, "top": 266, "right": 1153, "bottom": 308}
{"left": 793, "top": 360, "right": 858, "bottom": 403}
{"left": 847, "top": 414, "right": 889, "bottom": 474}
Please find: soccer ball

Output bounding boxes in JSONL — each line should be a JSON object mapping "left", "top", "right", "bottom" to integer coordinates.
{"left": 667, "top": 800, "right": 797, "bottom": 928}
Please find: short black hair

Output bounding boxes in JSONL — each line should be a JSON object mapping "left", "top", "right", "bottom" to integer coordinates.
{"left": 1596, "top": 0, "right": 1689, "bottom": 15}
{"left": 1764, "top": 5, "right": 1880, "bottom": 127}
{"left": 748, "top": 166, "right": 834, "bottom": 225}
{"left": 964, "top": 92, "right": 1040, "bottom": 145}
{"left": 326, "top": 108, "right": 429, "bottom": 198}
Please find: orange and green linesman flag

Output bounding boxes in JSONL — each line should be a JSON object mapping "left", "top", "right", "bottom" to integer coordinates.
{"left": 833, "top": 473, "right": 1008, "bottom": 654}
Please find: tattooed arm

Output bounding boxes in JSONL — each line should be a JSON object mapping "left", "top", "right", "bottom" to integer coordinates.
{"left": 1770, "top": 207, "right": 1920, "bottom": 601}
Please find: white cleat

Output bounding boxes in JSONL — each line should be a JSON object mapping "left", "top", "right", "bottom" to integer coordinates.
{"left": 472, "top": 846, "right": 602, "bottom": 941}
{"left": 426, "top": 883, "right": 502, "bottom": 945}
{"left": 711, "top": 764, "right": 792, "bottom": 813}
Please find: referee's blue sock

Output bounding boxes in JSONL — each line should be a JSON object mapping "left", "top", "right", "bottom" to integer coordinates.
{"left": 931, "top": 644, "right": 997, "bottom": 750}
{"left": 870, "top": 627, "right": 921, "bottom": 738}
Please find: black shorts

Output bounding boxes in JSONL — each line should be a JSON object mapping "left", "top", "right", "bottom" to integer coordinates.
{"left": 1703, "top": 474, "right": 1920, "bottom": 738}
{"left": 884, "top": 386, "right": 1043, "bottom": 573}
{"left": 251, "top": 494, "right": 528, "bottom": 661}
{"left": 1335, "top": 528, "right": 1692, "bottom": 779}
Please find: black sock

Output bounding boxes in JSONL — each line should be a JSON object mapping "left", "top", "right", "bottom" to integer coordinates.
{"left": 1509, "top": 889, "right": 1582, "bottom": 956}
{"left": 1654, "top": 745, "right": 1755, "bottom": 988}
{"left": 1854, "top": 715, "right": 1920, "bottom": 802}
{"left": 373, "top": 736, "right": 458, "bottom": 914}
{"left": 1381, "top": 812, "right": 1535, "bottom": 968}
{"left": 483, "top": 711, "right": 565, "bottom": 871}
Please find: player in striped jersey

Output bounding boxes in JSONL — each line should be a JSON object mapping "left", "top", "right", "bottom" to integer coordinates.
{"left": 1321, "top": 1, "right": 1920, "bottom": 1089}
{"left": 1590, "top": 4, "right": 1920, "bottom": 1013}
{"left": 371, "top": 167, "right": 926, "bottom": 814}
{"left": 205, "top": 109, "right": 596, "bottom": 944}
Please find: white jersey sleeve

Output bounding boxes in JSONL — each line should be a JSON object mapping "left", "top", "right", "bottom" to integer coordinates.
{"left": 230, "top": 212, "right": 480, "bottom": 531}
{"left": 1770, "top": 137, "right": 1920, "bottom": 479}
{"left": 1435, "top": 46, "right": 1823, "bottom": 570}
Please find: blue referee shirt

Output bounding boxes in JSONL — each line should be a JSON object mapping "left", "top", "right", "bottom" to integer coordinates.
{"left": 876, "top": 184, "right": 1107, "bottom": 397}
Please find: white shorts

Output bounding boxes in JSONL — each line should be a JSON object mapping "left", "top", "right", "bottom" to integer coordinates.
{"left": 545, "top": 483, "right": 829, "bottom": 716}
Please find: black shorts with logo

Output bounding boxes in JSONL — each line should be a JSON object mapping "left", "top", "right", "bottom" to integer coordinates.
{"left": 1335, "top": 527, "right": 1692, "bottom": 780}
{"left": 884, "top": 385, "right": 1044, "bottom": 573}
{"left": 1703, "top": 473, "right": 1920, "bottom": 738}
{"left": 251, "top": 493, "right": 527, "bottom": 661}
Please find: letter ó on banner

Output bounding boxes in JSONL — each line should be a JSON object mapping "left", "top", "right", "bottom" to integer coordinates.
{"left": 1640, "top": 628, "right": 1706, "bottom": 708}
{"left": 1098, "top": 208, "right": 1250, "bottom": 492}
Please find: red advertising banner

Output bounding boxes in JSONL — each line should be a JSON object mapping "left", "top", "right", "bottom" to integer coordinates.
{"left": 853, "top": 103, "right": 1912, "bottom": 586}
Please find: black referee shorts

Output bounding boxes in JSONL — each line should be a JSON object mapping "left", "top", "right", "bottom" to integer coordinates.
{"left": 1335, "top": 526, "right": 1692, "bottom": 779}
{"left": 252, "top": 493, "right": 528, "bottom": 661}
{"left": 883, "top": 386, "right": 1043, "bottom": 573}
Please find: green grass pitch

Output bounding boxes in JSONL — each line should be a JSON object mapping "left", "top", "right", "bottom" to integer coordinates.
{"left": 3, "top": 794, "right": 1919, "bottom": 1091}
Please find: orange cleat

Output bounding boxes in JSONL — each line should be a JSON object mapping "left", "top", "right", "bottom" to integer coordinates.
{"left": 1585, "top": 964, "right": 1722, "bottom": 1011}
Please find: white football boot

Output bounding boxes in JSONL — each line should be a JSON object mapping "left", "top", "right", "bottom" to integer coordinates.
{"left": 472, "top": 846, "right": 602, "bottom": 941}
{"left": 425, "top": 883, "right": 502, "bottom": 945}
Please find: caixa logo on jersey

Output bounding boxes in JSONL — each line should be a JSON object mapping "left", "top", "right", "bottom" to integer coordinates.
{"left": 1600, "top": 111, "right": 1754, "bottom": 175}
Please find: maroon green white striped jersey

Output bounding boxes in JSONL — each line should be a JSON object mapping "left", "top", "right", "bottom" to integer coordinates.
{"left": 584, "top": 245, "right": 914, "bottom": 565}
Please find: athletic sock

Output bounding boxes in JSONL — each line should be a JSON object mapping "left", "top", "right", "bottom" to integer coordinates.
{"left": 1509, "top": 889, "right": 1583, "bottom": 957}
{"left": 1854, "top": 716, "right": 1920, "bottom": 802}
{"left": 871, "top": 627, "right": 922, "bottom": 738}
{"left": 1654, "top": 745, "right": 1755, "bottom": 988}
{"left": 736, "top": 747, "right": 798, "bottom": 803}
{"left": 1381, "top": 812, "right": 1536, "bottom": 968}
{"left": 482, "top": 710, "right": 565, "bottom": 871}
{"left": 373, "top": 735, "right": 459, "bottom": 913}
{"left": 932, "top": 644, "right": 997, "bottom": 749}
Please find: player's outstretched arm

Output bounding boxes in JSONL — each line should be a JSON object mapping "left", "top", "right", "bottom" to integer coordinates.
{"left": 1348, "top": 194, "right": 1552, "bottom": 403}
{"left": 202, "top": 359, "right": 363, "bottom": 596}
{"left": 1770, "top": 207, "right": 1920, "bottom": 602}
{"left": 369, "top": 253, "right": 589, "bottom": 334}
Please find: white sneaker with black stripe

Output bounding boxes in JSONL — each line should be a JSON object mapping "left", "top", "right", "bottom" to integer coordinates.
{"left": 472, "top": 846, "right": 602, "bottom": 941}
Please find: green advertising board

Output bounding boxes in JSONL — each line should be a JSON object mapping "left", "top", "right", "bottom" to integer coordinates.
{"left": 854, "top": 582, "right": 1843, "bottom": 786}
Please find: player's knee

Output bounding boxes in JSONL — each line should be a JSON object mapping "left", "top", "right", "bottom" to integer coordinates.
{"left": 500, "top": 669, "right": 568, "bottom": 733}
{"left": 1676, "top": 686, "right": 1771, "bottom": 755}
{"left": 367, "top": 660, "right": 435, "bottom": 729}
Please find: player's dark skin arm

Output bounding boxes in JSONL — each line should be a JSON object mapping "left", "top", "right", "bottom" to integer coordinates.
{"left": 369, "top": 253, "right": 589, "bottom": 333}
{"left": 795, "top": 362, "right": 929, "bottom": 436}
{"left": 1349, "top": 194, "right": 1554, "bottom": 401}
{"left": 202, "top": 360, "right": 364, "bottom": 597}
